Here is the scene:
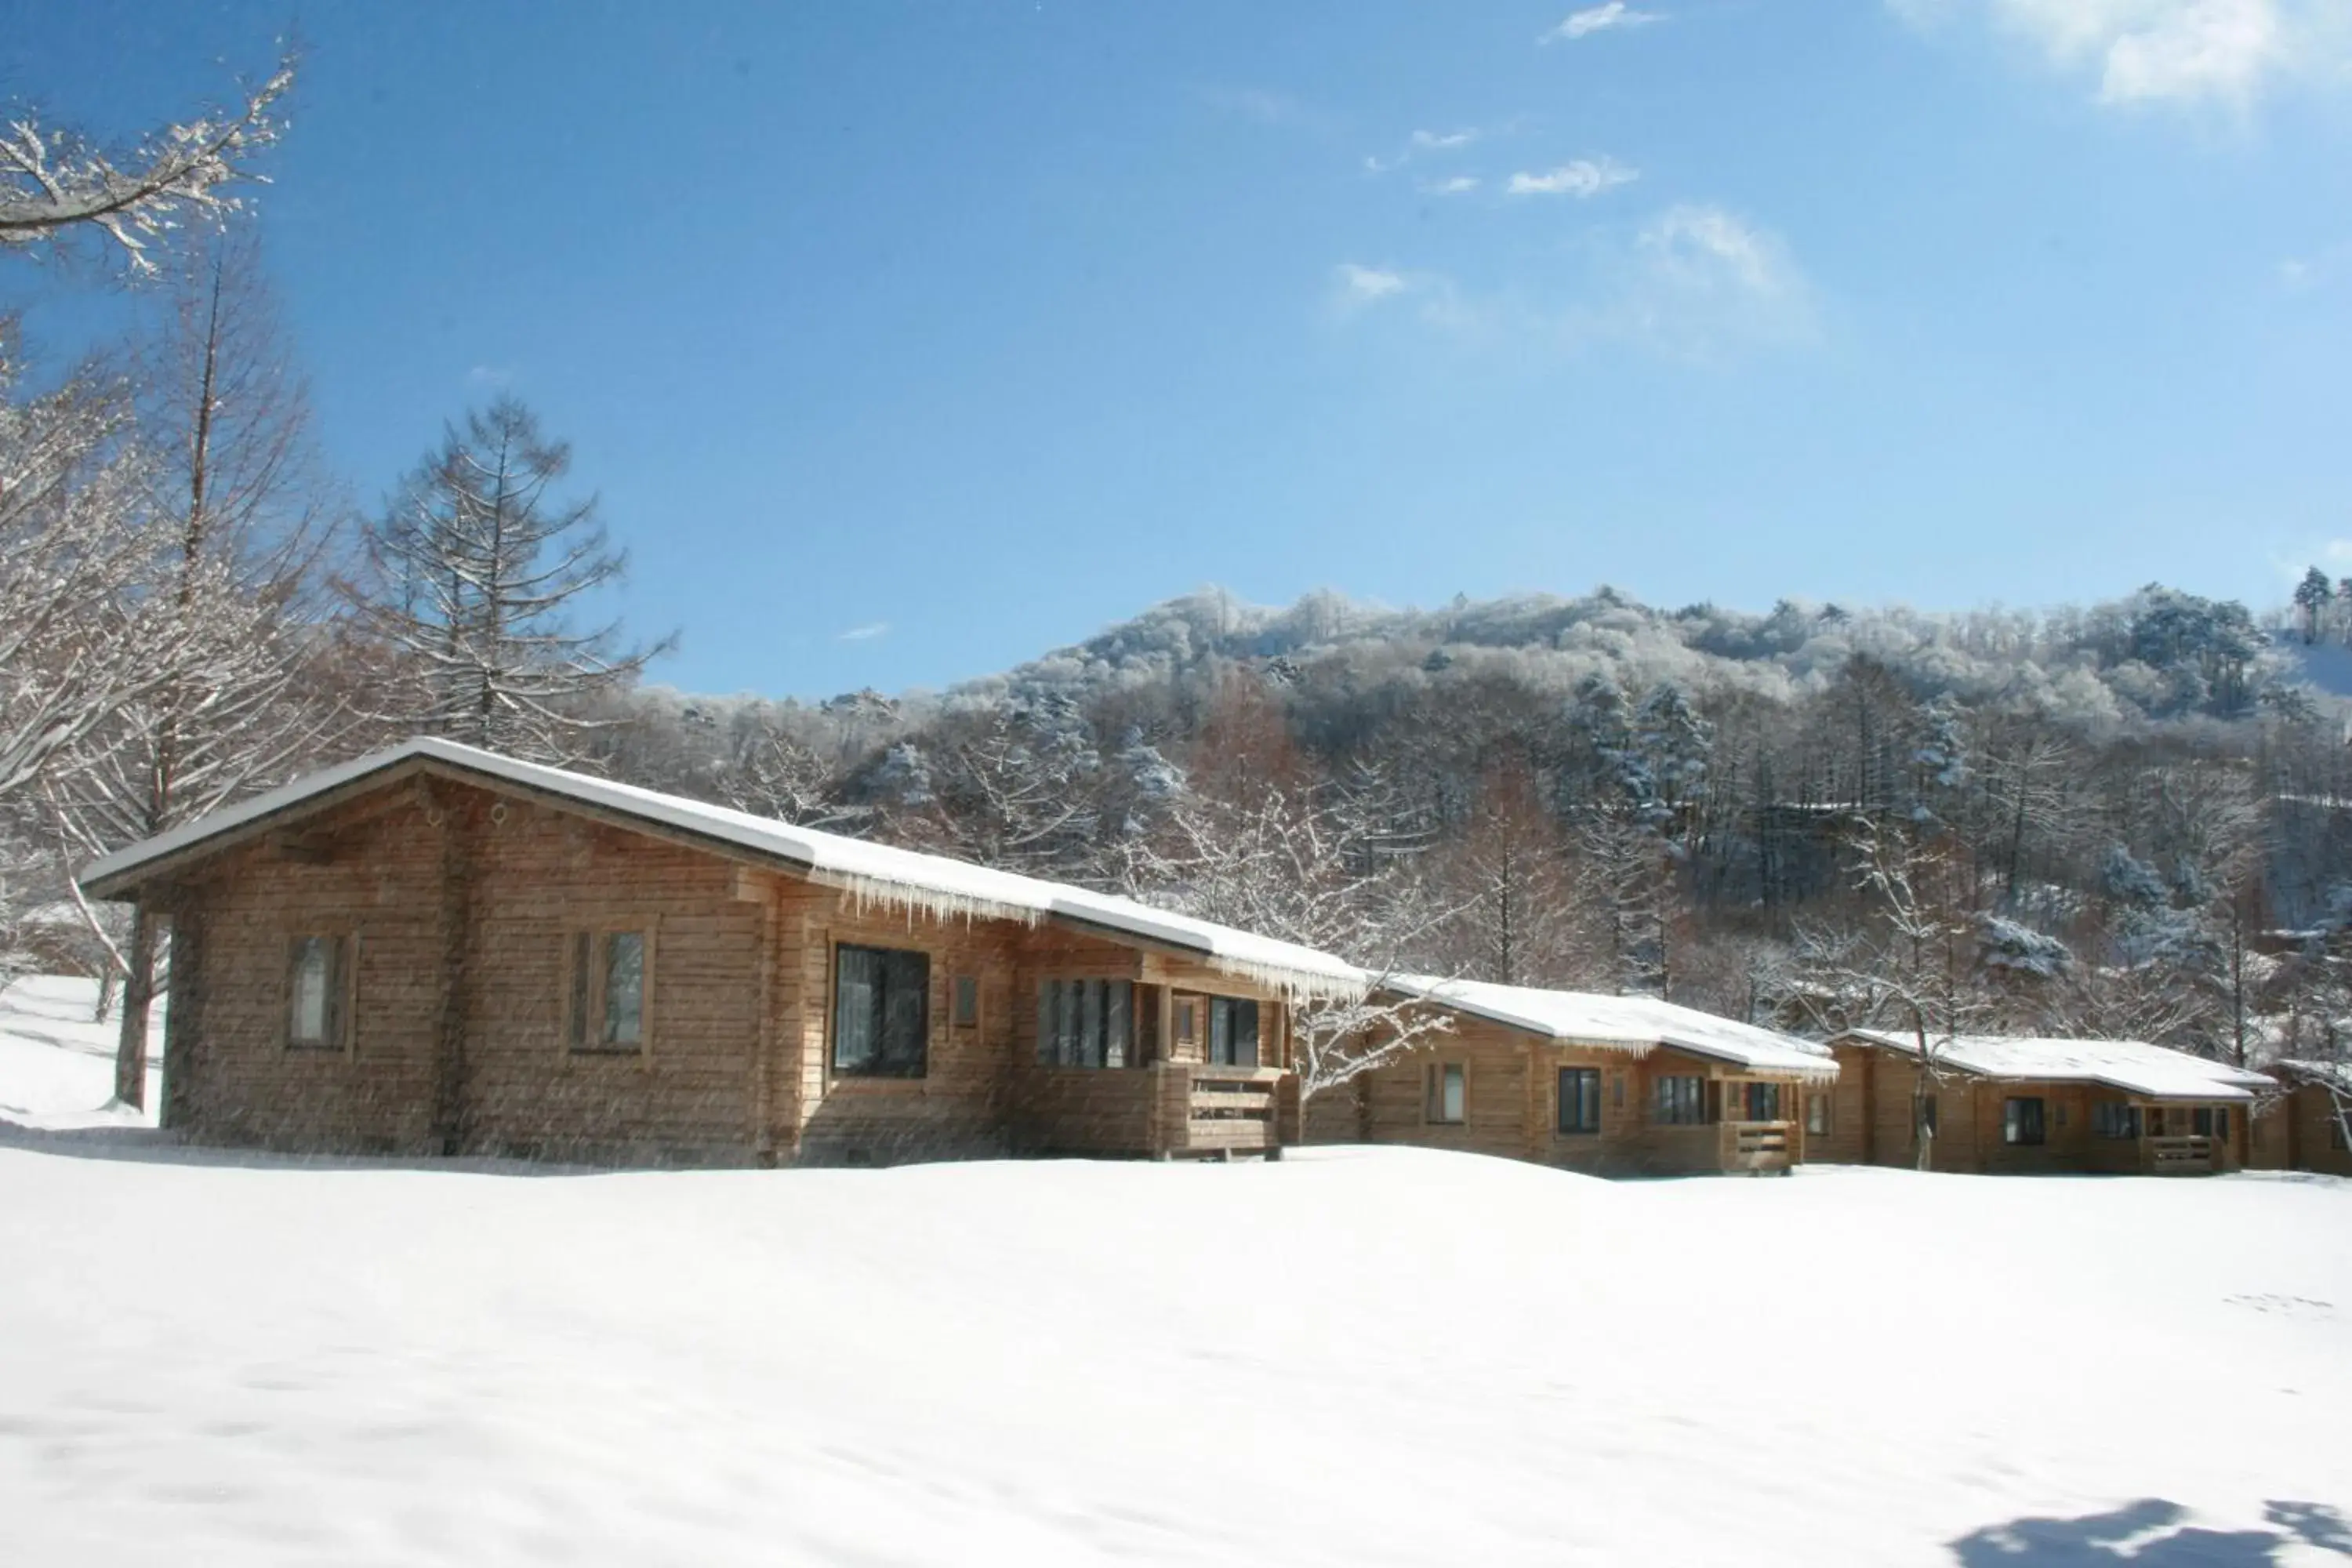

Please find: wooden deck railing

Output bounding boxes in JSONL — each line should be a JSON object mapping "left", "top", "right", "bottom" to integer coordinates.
{"left": 2147, "top": 1134, "right": 2216, "bottom": 1174}
{"left": 1720, "top": 1120, "right": 1795, "bottom": 1173}
{"left": 1149, "top": 1063, "right": 1294, "bottom": 1158}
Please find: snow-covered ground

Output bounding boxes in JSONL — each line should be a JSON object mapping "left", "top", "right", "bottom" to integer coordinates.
{"left": 3, "top": 978, "right": 2348, "bottom": 1566}
{"left": 0, "top": 973, "right": 161, "bottom": 1131}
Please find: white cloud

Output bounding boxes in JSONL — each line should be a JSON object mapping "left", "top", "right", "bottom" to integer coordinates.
{"left": 837, "top": 622, "right": 891, "bottom": 642}
{"left": 1505, "top": 158, "right": 1639, "bottom": 197}
{"left": 1329, "top": 204, "right": 1813, "bottom": 361}
{"left": 466, "top": 365, "right": 514, "bottom": 388}
{"left": 1892, "top": 0, "right": 2351, "bottom": 109}
{"left": 1333, "top": 263, "right": 1410, "bottom": 306}
{"left": 1420, "top": 175, "right": 1483, "bottom": 195}
{"left": 1542, "top": 2, "right": 1665, "bottom": 43}
{"left": 1367, "top": 124, "right": 1495, "bottom": 176}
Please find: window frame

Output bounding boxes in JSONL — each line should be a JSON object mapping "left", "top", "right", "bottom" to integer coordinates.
{"left": 1425, "top": 1061, "right": 1468, "bottom": 1125}
{"left": 1207, "top": 996, "right": 1261, "bottom": 1069}
{"left": 1035, "top": 978, "right": 1135, "bottom": 1069}
{"left": 1741, "top": 1082, "right": 1784, "bottom": 1123}
{"left": 829, "top": 942, "right": 931, "bottom": 1080}
{"left": 2003, "top": 1095, "right": 2047, "bottom": 1147}
{"left": 1806, "top": 1092, "right": 1832, "bottom": 1137}
{"left": 951, "top": 973, "right": 981, "bottom": 1030}
{"left": 282, "top": 931, "right": 358, "bottom": 1054}
{"left": 1653, "top": 1073, "right": 1708, "bottom": 1127}
{"left": 563, "top": 924, "right": 658, "bottom": 1059}
{"left": 1557, "top": 1066, "right": 1602, "bottom": 1135}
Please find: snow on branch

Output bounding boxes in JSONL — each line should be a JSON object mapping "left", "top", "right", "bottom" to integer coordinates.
{"left": 0, "top": 56, "right": 294, "bottom": 272}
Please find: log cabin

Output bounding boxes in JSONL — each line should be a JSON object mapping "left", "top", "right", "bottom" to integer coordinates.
{"left": 1817, "top": 1030, "right": 2273, "bottom": 1175}
{"left": 77, "top": 738, "right": 1368, "bottom": 1166}
{"left": 1308, "top": 978, "right": 1839, "bottom": 1175}
{"left": 2250, "top": 1061, "right": 2352, "bottom": 1177}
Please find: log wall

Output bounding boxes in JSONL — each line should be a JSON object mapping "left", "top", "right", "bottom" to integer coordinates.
{"left": 147, "top": 769, "right": 1305, "bottom": 1166}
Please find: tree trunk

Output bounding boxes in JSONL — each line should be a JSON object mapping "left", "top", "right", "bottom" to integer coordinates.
{"left": 1914, "top": 1088, "right": 1934, "bottom": 1173}
{"left": 112, "top": 904, "right": 158, "bottom": 1109}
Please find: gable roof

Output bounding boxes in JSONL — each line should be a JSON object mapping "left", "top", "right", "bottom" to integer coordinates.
{"left": 1392, "top": 975, "right": 1838, "bottom": 1080}
{"left": 78, "top": 737, "right": 1367, "bottom": 998}
{"left": 2269, "top": 1058, "right": 2352, "bottom": 1093}
{"left": 1835, "top": 1029, "right": 2273, "bottom": 1102}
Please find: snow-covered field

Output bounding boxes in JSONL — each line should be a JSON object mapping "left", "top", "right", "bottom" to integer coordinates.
{"left": 3, "top": 978, "right": 2348, "bottom": 1566}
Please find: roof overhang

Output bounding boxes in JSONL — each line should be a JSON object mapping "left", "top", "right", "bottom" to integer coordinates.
{"left": 78, "top": 739, "right": 1366, "bottom": 999}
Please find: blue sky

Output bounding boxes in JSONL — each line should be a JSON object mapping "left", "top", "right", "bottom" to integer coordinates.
{"left": 7, "top": 0, "right": 2352, "bottom": 698}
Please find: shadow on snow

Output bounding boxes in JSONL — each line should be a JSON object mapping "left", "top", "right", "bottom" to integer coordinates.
{"left": 1951, "top": 1500, "right": 2352, "bottom": 1566}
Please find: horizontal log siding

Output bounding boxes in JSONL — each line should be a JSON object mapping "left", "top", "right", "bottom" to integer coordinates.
{"left": 789, "top": 895, "right": 1022, "bottom": 1164}
{"left": 139, "top": 768, "right": 1317, "bottom": 1165}
{"left": 160, "top": 793, "right": 444, "bottom": 1153}
{"left": 1840, "top": 1041, "right": 2252, "bottom": 1174}
{"left": 1341, "top": 1020, "right": 1809, "bottom": 1175}
{"left": 1806, "top": 1046, "right": 1876, "bottom": 1164}
{"left": 456, "top": 797, "right": 764, "bottom": 1164}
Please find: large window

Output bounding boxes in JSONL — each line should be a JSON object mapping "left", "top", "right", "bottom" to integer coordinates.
{"left": 566, "top": 931, "right": 650, "bottom": 1053}
{"left": 2004, "top": 1096, "right": 2046, "bottom": 1146}
{"left": 833, "top": 945, "right": 929, "bottom": 1077}
{"left": 1558, "top": 1068, "right": 1601, "bottom": 1134}
{"left": 286, "top": 935, "right": 350, "bottom": 1050}
{"left": 2192, "top": 1106, "right": 2229, "bottom": 1140}
{"left": 1654, "top": 1075, "right": 1706, "bottom": 1126}
{"left": 1207, "top": 996, "right": 1260, "bottom": 1068}
{"left": 1741, "top": 1083, "right": 1783, "bottom": 1122}
{"left": 2092, "top": 1102, "right": 2140, "bottom": 1139}
{"left": 1036, "top": 978, "right": 1132, "bottom": 1068}
{"left": 1426, "top": 1062, "right": 1465, "bottom": 1124}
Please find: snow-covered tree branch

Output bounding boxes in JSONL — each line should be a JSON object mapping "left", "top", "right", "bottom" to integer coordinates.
{"left": 0, "top": 56, "right": 293, "bottom": 272}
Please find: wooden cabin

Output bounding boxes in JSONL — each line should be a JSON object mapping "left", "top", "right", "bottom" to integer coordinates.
{"left": 1818, "top": 1031, "right": 2272, "bottom": 1175}
{"left": 1308, "top": 978, "right": 1839, "bottom": 1176}
{"left": 78, "top": 739, "right": 1365, "bottom": 1166}
{"left": 2250, "top": 1061, "right": 2352, "bottom": 1176}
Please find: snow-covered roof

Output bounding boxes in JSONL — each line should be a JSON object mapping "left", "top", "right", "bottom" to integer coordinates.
{"left": 78, "top": 737, "right": 1366, "bottom": 998}
{"left": 1838, "top": 1030, "right": 2273, "bottom": 1102}
{"left": 2270, "top": 1058, "right": 2352, "bottom": 1092}
{"left": 1391, "top": 976, "right": 1838, "bottom": 1080}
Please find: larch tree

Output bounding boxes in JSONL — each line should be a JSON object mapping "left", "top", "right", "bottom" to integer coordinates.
{"left": 1427, "top": 752, "right": 1592, "bottom": 988}
{"left": 1, "top": 56, "right": 293, "bottom": 272}
{"left": 350, "top": 397, "right": 672, "bottom": 762}
{"left": 43, "top": 231, "right": 341, "bottom": 1106}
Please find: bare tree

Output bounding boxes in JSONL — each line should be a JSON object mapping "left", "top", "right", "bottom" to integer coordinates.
{"left": 1425, "top": 753, "right": 1595, "bottom": 987}
{"left": 0, "top": 327, "right": 191, "bottom": 802}
{"left": 1119, "top": 765, "right": 1454, "bottom": 1101}
{"left": 347, "top": 397, "right": 673, "bottom": 762}
{"left": 1796, "top": 814, "right": 1994, "bottom": 1170}
{"left": 1, "top": 56, "right": 293, "bottom": 271}
{"left": 45, "top": 234, "right": 343, "bottom": 1107}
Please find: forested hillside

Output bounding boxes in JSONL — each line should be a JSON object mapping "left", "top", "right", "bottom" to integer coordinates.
{"left": 570, "top": 583, "right": 2352, "bottom": 1068}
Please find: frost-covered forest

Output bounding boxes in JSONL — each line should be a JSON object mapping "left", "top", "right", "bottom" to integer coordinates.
{"left": 9, "top": 49, "right": 2352, "bottom": 1088}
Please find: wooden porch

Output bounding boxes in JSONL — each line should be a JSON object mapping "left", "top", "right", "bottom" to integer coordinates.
{"left": 2144, "top": 1134, "right": 2221, "bottom": 1174}
{"left": 1721, "top": 1120, "right": 1797, "bottom": 1174}
{"left": 1011, "top": 1061, "right": 1302, "bottom": 1160}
